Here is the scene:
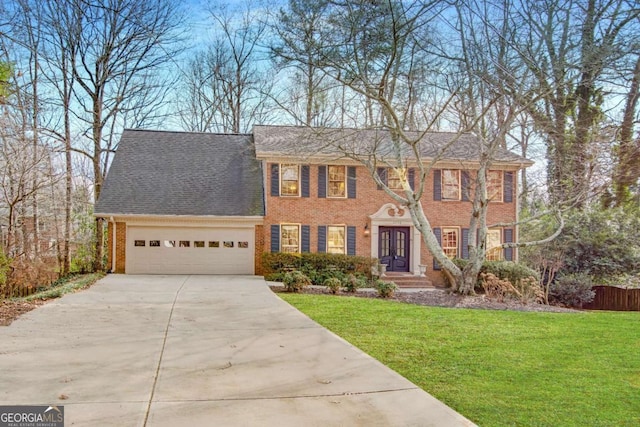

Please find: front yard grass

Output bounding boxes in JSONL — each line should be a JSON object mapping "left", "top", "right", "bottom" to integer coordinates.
{"left": 280, "top": 293, "right": 640, "bottom": 427}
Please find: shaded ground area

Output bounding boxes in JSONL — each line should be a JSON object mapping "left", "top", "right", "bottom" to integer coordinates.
{"left": 0, "top": 299, "right": 48, "bottom": 326}
{"left": 270, "top": 285, "right": 577, "bottom": 313}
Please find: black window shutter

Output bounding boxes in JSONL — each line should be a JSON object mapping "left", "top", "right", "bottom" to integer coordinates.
{"left": 504, "top": 228, "right": 514, "bottom": 261}
{"left": 408, "top": 168, "right": 415, "bottom": 191}
{"left": 301, "top": 225, "right": 310, "bottom": 252}
{"left": 347, "top": 226, "right": 356, "bottom": 256}
{"left": 433, "top": 169, "right": 442, "bottom": 201}
{"left": 317, "top": 226, "right": 327, "bottom": 253}
{"left": 504, "top": 171, "right": 514, "bottom": 203}
{"left": 376, "top": 167, "right": 387, "bottom": 190}
{"left": 270, "top": 224, "right": 280, "bottom": 252}
{"left": 433, "top": 227, "right": 442, "bottom": 270}
{"left": 462, "top": 171, "right": 471, "bottom": 201}
{"left": 318, "top": 166, "right": 327, "bottom": 198}
{"left": 270, "top": 164, "right": 279, "bottom": 197}
{"left": 347, "top": 166, "right": 357, "bottom": 198}
{"left": 461, "top": 228, "right": 469, "bottom": 259}
{"left": 301, "top": 165, "right": 310, "bottom": 198}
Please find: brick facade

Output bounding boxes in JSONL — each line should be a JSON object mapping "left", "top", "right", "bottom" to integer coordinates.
{"left": 262, "top": 162, "right": 519, "bottom": 285}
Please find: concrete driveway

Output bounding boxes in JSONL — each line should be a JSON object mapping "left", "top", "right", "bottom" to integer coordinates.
{"left": 0, "top": 275, "right": 474, "bottom": 426}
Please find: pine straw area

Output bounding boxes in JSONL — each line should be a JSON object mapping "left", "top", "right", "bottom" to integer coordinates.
{"left": 0, "top": 299, "right": 48, "bottom": 326}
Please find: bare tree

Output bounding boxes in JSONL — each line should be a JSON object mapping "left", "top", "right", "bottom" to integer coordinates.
{"left": 179, "top": 1, "right": 273, "bottom": 133}
{"left": 613, "top": 53, "right": 640, "bottom": 206}
{"left": 269, "top": 0, "right": 332, "bottom": 126}
{"left": 44, "top": 0, "right": 185, "bottom": 270}
{"left": 493, "top": 0, "right": 640, "bottom": 207}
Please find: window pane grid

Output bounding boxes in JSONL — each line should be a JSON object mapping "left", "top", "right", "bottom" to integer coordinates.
{"left": 442, "top": 170, "right": 460, "bottom": 200}
{"left": 442, "top": 228, "right": 458, "bottom": 258}
{"left": 280, "top": 164, "right": 299, "bottom": 196}
{"left": 328, "top": 166, "right": 346, "bottom": 197}
{"left": 486, "top": 229, "right": 503, "bottom": 261}
{"left": 387, "top": 168, "right": 406, "bottom": 190}
{"left": 487, "top": 171, "right": 503, "bottom": 202}
{"left": 281, "top": 225, "right": 300, "bottom": 253}
{"left": 327, "top": 226, "right": 345, "bottom": 254}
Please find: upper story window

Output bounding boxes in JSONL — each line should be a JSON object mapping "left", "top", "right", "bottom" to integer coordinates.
{"left": 387, "top": 167, "right": 406, "bottom": 190}
{"left": 442, "top": 227, "right": 459, "bottom": 258}
{"left": 328, "top": 165, "right": 346, "bottom": 198}
{"left": 280, "top": 164, "right": 300, "bottom": 196}
{"left": 442, "top": 170, "right": 461, "bottom": 200}
{"left": 486, "top": 229, "right": 503, "bottom": 261}
{"left": 327, "top": 225, "right": 346, "bottom": 254}
{"left": 281, "top": 224, "right": 300, "bottom": 253}
{"left": 487, "top": 171, "right": 503, "bottom": 202}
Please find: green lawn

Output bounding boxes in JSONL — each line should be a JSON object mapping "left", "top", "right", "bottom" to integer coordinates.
{"left": 280, "top": 293, "right": 640, "bottom": 427}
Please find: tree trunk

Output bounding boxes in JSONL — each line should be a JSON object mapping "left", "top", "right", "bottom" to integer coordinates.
{"left": 614, "top": 54, "right": 640, "bottom": 206}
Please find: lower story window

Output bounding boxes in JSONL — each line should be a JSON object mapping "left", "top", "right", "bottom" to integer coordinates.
{"left": 442, "top": 227, "right": 459, "bottom": 259}
{"left": 486, "top": 229, "right": 503, "bottom": 261}
{"left": 327, "top": 226, "right": 346, "bottom": 254}
{"left": 281, "top": 224, "right": 300, "bottom": 253}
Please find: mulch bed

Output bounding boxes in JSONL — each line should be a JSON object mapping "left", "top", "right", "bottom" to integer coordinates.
{"left": 0, "top": 299, "right": 48, "bottom": 326}
{"left": 270, "top": 285, "right": 578, "bottom": 313}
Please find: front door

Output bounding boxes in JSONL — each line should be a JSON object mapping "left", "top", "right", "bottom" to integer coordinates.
{"left": 379, "top": 227, "right": 410, "bottom": 272}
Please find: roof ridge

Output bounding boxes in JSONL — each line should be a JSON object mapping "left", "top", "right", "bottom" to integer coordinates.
{"left": 123, "top": 128, "right": 253, "bottom": 137}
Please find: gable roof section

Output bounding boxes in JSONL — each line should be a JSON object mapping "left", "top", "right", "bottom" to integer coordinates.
{"left": 253, "top": 125, "right": 532, "bottom": 165}
{"left": 95, "top": 129, "right": 265, "bottom": 217}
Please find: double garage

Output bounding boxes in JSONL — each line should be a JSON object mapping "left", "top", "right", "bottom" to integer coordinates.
{"left": 111, "top": 219, "right": 261, "bottom": 275}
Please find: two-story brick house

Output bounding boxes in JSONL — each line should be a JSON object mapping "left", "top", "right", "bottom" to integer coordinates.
{"left": 95, "top": 126, "right": 531, "bottom": 285}
{"left": 253, "top": 126, "right": 531, "bottom": 285}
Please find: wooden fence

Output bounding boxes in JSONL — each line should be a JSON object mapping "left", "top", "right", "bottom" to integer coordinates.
{"left": 583, "top": 286, "right": 640, "bottom": 311}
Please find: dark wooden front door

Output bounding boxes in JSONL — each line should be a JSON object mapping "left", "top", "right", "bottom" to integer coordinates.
{"left": 379, "top": 227, "right": 410, "bottom": 272}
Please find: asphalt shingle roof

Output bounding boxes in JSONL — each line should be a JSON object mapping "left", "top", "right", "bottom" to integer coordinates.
{"left": 95, "top": 129, "right": 265, "bottom": 216}
{"left": 253, "top": 125, "right": 532, "bottom": 165}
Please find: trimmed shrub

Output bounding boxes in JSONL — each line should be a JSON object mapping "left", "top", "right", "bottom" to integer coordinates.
{"left": 374, "top": 280, "right": 397, "bottom": 298}
{"left": 324, "top": 277, "right": 342, "bottom": 294}
{"left": 262, "top": 252, "right": 376, "bottom": 286}
{"left": 343, "top": 273, "right": 367, "bottom": 293}
{"left": 549, "top": 273, "right": 595, "bottom": 308}
{"left": 282, "top": 271, "right": 311, "bottom": 293}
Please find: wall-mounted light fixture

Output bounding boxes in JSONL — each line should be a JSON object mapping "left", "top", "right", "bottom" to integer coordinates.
{"left": 364, "top": 223, "right": 370, "bottom": 237}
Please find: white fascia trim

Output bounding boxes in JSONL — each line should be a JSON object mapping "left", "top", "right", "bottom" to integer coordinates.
{"left": 95, "top": 214, "right": 263, "bottom": 226}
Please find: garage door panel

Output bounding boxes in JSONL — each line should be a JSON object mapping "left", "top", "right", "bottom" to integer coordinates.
{"left": 126, "top": 226, "right": 254, "bottom": 275}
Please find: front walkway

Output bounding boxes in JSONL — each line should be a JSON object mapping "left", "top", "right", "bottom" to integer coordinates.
{"left": 0, "top": 275, "right": 474, "bottom": 426}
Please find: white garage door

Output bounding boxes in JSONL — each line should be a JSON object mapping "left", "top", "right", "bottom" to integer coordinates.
{"left": 126, "top": 226, "right": 254, "bottom": 274}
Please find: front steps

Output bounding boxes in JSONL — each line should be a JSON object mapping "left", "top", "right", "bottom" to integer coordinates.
{"left": 382, "top": 272, "right": 435, "bottom": 288}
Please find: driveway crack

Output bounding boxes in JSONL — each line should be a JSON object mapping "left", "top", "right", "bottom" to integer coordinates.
{"left": 143, "top": 275, "right": 189, "bottom": 426}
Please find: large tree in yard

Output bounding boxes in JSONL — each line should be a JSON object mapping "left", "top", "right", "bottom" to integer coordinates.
{"left": 277, "top": 0, "right": 564, "bottom": 294}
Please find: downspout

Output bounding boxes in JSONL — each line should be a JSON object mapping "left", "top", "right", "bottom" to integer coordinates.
{"left": 110, "top": 216, "right": 116, "bottom": 273}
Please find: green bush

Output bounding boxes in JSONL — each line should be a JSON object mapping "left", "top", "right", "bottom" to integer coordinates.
{"left": 521, "top": 207, "right": 640, "bottom": 282}
{"left": 282, "top": 271, "right": 311, "bottom": 292}
{"left": 343, "top": 273, "right": 367, "bottom": 293}
{"left": 324, "top": 277, "right": 342, "bottom": 294}
{"left": 373, "top": 280, "right": 398, "bottom": 298}
{"left": 262, "top": 252, "right": 376, "bottom": 286}
{"left": 549, "top": 273, "right": 595, "bottom": 308}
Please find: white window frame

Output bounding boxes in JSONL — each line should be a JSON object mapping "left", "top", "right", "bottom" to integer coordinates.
{"left": 327, "top": 165, "right": 347, "bottom": 198}
{"left": 280, "top": 224, "right": 301, "bottom": 253}
{"left": 280, "top": 164, "right": 300, "bottom": 197}
{"left": 442, "top": 227, "right": 459, "bottom": 259}
{"left": 327, "top": 225, "right": 346, "bottom": 254}
{"left": 486, "top": 228, "right": 503, "bottom": 261}
{"left": 442, "top": 170, "right": 461, "bottom": 201}
{"left": 487, "top": 170, "right": 503, "bottom": 202}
